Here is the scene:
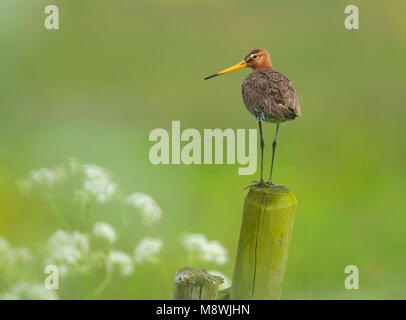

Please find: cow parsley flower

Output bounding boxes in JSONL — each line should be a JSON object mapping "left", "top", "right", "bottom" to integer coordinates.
{"left": 0, "top": 238, "right": 33, "bottom": 264}
{"left": 124, "top": 193, "right": 162, "bottom": 225}
{"left": 183, "top": 234, "right": 207, "bottom": 251}
{"left": 16, "top": 165, "right": 67, "bottom": 194}
{"left": 82, "top": 164, "right": 117, "bottom": 203}
{"left": 46, "top": 230, "right": 89, "bottom": 267}
{"left": 0, "top": 281, "right": 58, "bottom": 300}
{"left": 134, "top": 237, "right": 162, "bottom": 264}
{"left": 202, "top": 241, "right": 228, "bottom": 265}
{"left": 31, "top": 166, "right": 67, "bottom": 185}
{"left": 106, "top": 250, "right": 134, "bottom": 276}
{"left": 29, "top": 168, "right": 58, "bottom": 186}
{"left": 183, "top": 233, "right": 228, "bottom": 265}
{"left": 93, "top": 222, "right": 116, "bottom": 244}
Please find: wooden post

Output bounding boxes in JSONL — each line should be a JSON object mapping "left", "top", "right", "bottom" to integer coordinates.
{"left": 230, "top": 184, "right": 297, "bottom": 300}
{"left": 173, "top": 267, "right": 224, "bottom": 300}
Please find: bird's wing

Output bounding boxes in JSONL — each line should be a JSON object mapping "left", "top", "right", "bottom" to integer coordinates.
{"left": 264, "top": 69, "right": 301, "bottom": 120}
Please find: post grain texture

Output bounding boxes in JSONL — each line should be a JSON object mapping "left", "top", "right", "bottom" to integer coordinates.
{"left": 230, "top": 184, "right": 297, "bottom": 300}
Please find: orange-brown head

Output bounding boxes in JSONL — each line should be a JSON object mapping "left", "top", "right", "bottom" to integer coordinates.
{"left": 244, "top": 49, "right": 272, "bottom": 69}
{"left": 204, "top": 48, "right": 272, "bottom": 80}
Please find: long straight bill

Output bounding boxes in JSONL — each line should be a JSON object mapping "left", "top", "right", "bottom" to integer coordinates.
{"left": 204, "top": 60, "right": 247, "bottom": 80}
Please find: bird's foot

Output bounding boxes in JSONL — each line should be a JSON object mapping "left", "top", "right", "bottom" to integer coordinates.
{"left": 267, "top": 180, "right": 276, "bottom": 186}
{"left": 244, "top": 179, "right": 267, "bottom": 190}
{"left": 267, "top": 180, "right": 286, "bottom": 187}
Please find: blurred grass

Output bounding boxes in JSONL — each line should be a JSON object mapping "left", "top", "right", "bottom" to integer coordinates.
{"left": 0, "top": 0, "right": 405, "bottom": 299}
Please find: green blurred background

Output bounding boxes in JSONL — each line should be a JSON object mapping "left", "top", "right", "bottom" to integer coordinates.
{"left": 1, "top": 0, "right": 405, "bottom": 299}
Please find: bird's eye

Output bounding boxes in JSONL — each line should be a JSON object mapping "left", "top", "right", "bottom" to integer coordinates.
{"left": 253, "top": 55, "right": 258, "bottom": 59}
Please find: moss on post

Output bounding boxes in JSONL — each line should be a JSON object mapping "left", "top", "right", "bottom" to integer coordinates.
{"left": 173, "top": 267, "right": 224, "bottom": 300}
{"left": 230, "top": 184, "right": 297, "bottom": 300}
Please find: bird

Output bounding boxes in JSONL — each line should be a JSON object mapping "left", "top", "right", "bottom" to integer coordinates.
{"left": 204, "top": 48, "right": 300, "bottom": 185}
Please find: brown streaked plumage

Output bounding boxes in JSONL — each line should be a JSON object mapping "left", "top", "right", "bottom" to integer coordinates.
{"left": 204, "top": 48, "right": 301, "bottom": 185}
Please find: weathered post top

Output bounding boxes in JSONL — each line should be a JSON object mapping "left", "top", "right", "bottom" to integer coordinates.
{"left": 173, "top": 267, "right": 224, "bottom": 300}
{"left": 230, "top": 184, "right": 297, "bottom": 300}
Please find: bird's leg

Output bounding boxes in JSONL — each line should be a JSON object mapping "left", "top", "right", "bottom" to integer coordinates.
{"left": 244, "top": 121, "right": 265, "bottom": 189}
{"left": 258, "top": 121, "right": 265, "bottom": 184}
{"left": 268, "top": 123, "right": 280, "bottom": 185}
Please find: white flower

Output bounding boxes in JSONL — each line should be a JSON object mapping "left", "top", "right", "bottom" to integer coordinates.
{"left": 29, "top": 168, "right": 57, "bottom": 186}
{"left": 93, "top": 222, "right": 116, "bottom": 244}
{"left": 82, "top": 164, "right": 117, "bottom": 203}
{"left": 208, "top": 270, "right": 231, "bottom": 290}
{"left": 134, "top": 238, "right": 162, "bottom": 264}
{"left": 124, "top": 193, "right": 162, "bottom": 225}
{"left": 0, "top": 238, "right": 33, "bottom": 264}
{"left": 0, "top": 281, "right": 58, "bottom": 300}
{"left": 106, "top": 250, "right": 134, "bottom": 276}
{"left": 183, "top": 234, "right": 207, "bottom": 251}
{"left": 16, "top": 165, "right": 67, "bottom": 193}
{"left": 46, "top": 230, "right": 89, "bottom": 266}
{"left": 202, "top": 241, "right": 228, "bottom": 265}
{"left": 183, "top": 233, "right": 228, "bottom": 265}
